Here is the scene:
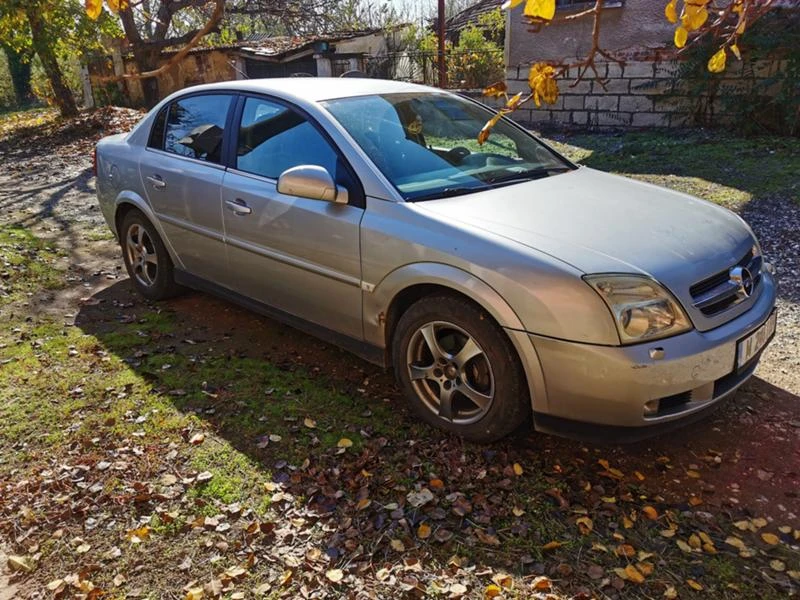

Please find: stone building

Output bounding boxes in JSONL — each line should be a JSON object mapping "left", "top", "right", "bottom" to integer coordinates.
{"left": 502, "top": 0, "right": 795, "bottom": 129}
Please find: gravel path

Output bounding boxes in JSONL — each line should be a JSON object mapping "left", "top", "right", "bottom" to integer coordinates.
{"left": 742, "top": 196, "right": 800, "bottom": 395}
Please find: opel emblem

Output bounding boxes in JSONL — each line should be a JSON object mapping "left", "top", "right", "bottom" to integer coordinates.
{"left": 729, "top": 266, "right": 753, "bottom": 298}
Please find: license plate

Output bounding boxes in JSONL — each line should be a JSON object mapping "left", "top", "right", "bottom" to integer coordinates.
{"left": 737, "top": 311, "right": 777, "bottom": 368}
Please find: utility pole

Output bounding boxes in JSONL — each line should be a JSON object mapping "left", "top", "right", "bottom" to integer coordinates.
{"left": 437, "top": 0, "right": 446, "bottom": 88}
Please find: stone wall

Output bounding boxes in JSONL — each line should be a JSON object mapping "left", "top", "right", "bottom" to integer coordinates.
{"left": 499, "top": 55, "right": 787, "bottom": 130}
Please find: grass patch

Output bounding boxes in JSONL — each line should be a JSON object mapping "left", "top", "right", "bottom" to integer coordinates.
{"left": 544, "top": 130, "right": 800, "bottom": 206}
{"left": 0, "top": 224, "right": 64, "bottom": 304}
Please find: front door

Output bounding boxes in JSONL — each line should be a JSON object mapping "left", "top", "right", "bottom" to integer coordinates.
{"left": 220, "top": 95, "right": 364, "bottom": 339}
{"left": 138, "top": 92, "right": 234, "bottom": 283}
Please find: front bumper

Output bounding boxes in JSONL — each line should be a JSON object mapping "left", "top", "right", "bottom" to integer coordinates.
{"left": 528, "top": 270, "right": 776, "bottom": 434}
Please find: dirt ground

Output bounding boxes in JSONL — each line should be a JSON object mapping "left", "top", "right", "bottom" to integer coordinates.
{"left": 1, "top": 108, "right": 799, "bottom": 598}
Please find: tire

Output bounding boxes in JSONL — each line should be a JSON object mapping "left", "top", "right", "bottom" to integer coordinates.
{"left": 392, "top": 293, "right": 530, "bottom": 443}
{"left": 119, "top": 210, "right": 182, "bottom": 301}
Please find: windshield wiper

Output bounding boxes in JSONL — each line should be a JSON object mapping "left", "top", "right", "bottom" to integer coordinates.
{"left": 484, "top": 166, "right": 572, "bottom": 186}
{"left": 409, "top": 185, "right": 489, "bottom": 202}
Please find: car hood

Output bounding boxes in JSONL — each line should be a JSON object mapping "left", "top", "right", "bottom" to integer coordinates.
{"left": 416, "top": 167, "right": 756, "bottom": 328}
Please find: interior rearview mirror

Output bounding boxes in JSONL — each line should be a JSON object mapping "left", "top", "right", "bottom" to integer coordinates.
{"left": 277, "top": 165, "right": 347, "bottom": 204}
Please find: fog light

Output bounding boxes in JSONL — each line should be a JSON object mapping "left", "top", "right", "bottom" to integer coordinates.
{"left": 643, "top": 399, "right": 660, "bottom": 416}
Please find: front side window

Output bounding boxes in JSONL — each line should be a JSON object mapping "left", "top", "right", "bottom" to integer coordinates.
{"left": 236, "top": 97, "right": 338, "bottom": 180}
{"left": 323, "top": 92, "right": 573, "bottom": 201}
{"left": 163, "top": 94, "right": 233, "bottom": 163}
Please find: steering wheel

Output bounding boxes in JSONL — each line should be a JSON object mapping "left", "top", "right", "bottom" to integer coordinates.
{"left": 445, "top": 146, "right": 471, "bottom": 165}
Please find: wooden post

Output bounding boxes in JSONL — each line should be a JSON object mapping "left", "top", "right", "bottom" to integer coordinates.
{"left": 437, "top": 0, "right": 446, "bottom": 88}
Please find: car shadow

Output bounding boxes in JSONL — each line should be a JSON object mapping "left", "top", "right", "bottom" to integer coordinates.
{"left": 75, "top": 278, "right": 800, "bottom": 526}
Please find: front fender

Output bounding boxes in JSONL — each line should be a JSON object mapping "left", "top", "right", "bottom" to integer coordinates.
{"left": 365, "top": 262, "right": 548, "bottom": 414}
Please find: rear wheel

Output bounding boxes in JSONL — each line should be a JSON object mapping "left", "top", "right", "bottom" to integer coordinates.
{"left": 392, "top": 294, "right": 529, "bottom": 442}
{"left": 120, "top": 210, "right": 182, "bottom": 301}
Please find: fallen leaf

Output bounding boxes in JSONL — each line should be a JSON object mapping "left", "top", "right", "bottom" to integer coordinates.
{"left": 46, "top": 579, "right": 65, "bottom": 591}
{"left": 189, "top": 433, "right": 205, "bottom": 445}
{"left": 7, "top": 555, "right": 35, "bottom": 573}
{"left": 491, "top": 572, "right": 512, "bottom": 588}
{"left": 542, "top": 540, "right": 564, "bottom": 551}
{"left": 663, "top": 585, "right": 678, "bottom": 599}
{"left": 390, "top": 539, "right": 405, "bottom": 552}
{"left": 616, "top": 544, "right": 635, "bottom": 558}
{"left": 76, "top": 543, "right": 91, "bottom": 554}
{"left": 676, "top": 539, "right": 693, "bottom": 553}
{"left": 512, "top": 463, "right": 523, "bottom": 476}
{"left": 686, "top": 578, "right": 703, "bottom": 591}
{"left": 688, "top": 533, "right": 702, "bottom": 549}
{"left": 450, "top": 582, "right": 468, "bottom": 595}
{"left": 303, "top": 417, "right": 316, "bottom": 428}
{"left": 686, "top": 469, "right": 701, "bottom": 478}
{"left": 185, "top": 587, "right": 204, "bottom": 600}
{"left": 126, "top": 525, "right": 151, "bottom": 544}
{"left": 484, "top": 584, "right": 502, "bottom": 598}
{"left": 576, "top": 516, "right": 593, "bottom": 535}
{"left": 531, "top": 576, "right": 551, "bottom": 591}
{"left": 326, "top": 569, "right": 344, "bottom": 583}
{"left": 196, "top": 471, "right": 213, "bottom": 483}
{"left": 634, "top": 471, "right": 646, "bottom": 481}
{"left": 337, "top": 438, "right": 353, "bottom": 448}
{"left": 761, "top": 533, "right": 780, "bottom": 545}
{"left": 356, "top": 498, "right": 371, "bottom": 511}
{"left": 417, "top": 523, "right": 432, "bottom": 539}
{"left": 587, "top": 564, "right": 604, "bottom": 579}
{"left": 624, "top": 564, "right": 645, "bottom": 583}
{"left": 642, "top": 506, "right": 658, "bottom": 520}
{"left": 429, "top": 478, "right": 444, "bottom": 489}
{"left": 770, "top": 560, "right": 786, "bottom": 572}
{"left": 406, "top": 488, "right": 435, "bottom": 508}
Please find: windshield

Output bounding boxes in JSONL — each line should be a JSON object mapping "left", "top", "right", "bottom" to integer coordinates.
{"left": 323, "top": 92, "right": 573, "bottom": 201}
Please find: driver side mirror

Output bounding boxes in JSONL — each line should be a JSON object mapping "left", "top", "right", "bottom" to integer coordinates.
{"left": 276, "top": 165, "right": 348, "bottom": 204}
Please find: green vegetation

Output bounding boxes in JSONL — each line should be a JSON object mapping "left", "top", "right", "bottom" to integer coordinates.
{"left": 547, "top": 130, "right": 800, "bottom": 206}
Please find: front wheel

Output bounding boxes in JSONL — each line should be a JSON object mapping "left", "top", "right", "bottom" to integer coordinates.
{"left": 392, "top": 294, "right": 530, "bottom": 442}
{"left": 120, "top": 210, "right": 182, "bottom": 301}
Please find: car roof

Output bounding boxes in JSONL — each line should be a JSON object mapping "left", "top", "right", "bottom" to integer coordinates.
{"left": 176, "top": 78, "right": 438, "bottom": 103}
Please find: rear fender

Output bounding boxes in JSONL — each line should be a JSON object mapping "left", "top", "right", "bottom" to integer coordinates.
{"left": 114, "top": 191, "right": 185, "bottom": 270}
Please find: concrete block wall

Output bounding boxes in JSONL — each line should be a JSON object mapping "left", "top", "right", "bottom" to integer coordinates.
{"left": 500, "top": 57, "right": 785, "bottom": 130}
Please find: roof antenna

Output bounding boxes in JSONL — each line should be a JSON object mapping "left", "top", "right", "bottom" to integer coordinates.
{"left": 230, "top": 60, "right": 249, "bottom": 79}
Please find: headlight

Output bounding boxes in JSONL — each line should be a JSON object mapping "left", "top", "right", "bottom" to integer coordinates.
{"left": 584, "top": 275, "right": 692, "bottom": 344}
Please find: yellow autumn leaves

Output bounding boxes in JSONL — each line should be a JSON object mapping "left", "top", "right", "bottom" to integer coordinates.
{"left": 502, "top": 0, "right": 557, "bottom": 21}
{"left": 478, "top": 61, "right": 559, "bottom": 144}
{"left": 85, "top": 0, "right": 128, "bottom": 20}
{"left": 665, "top": 0, "right": 741, "bottom": 73}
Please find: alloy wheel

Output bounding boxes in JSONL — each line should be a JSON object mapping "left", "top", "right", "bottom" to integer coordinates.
{"left": 125, "top": 223, "right": 158, "bottom": 287}
{"left": 406, "top": 320, "right": 495, "bottom": 424}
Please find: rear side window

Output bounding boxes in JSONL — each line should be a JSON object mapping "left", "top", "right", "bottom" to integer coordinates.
{"left": 236, "top": 96, "right": 337, "bottom": 179}
{"left": 163, "top": 94, "right": 233, "bottom": 163}
{"left": 148, "top": 106, "right": 167, "bottom": 149}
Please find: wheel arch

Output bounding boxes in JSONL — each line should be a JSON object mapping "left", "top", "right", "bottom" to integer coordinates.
{"left": 113, "top": 192, "right": 184, "bottom": 270}
{"left": 366, "top": 263, "right": 547, "bottom": 414}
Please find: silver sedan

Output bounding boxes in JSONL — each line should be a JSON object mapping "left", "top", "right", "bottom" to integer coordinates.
{"left": 95, "top": 78, "right": 777, "bottom": 442}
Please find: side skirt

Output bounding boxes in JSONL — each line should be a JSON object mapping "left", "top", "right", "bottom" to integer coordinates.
{"left": 173, "top": 269, "right": 387, "bottom": 368}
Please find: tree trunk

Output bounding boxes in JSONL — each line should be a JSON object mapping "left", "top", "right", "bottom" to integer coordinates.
{"left": 1, "top": 45, "right": 33, "bottom": 106}
{"left": 132, "top": 46, "right": 162, "bottom": 109}
{"left": 25, "top": 7, "right": 78, "bottom": 118}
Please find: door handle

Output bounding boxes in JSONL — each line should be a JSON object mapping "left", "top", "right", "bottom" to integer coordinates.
{"left": 147, "top": 175, "right": 166, "bottom": 190}
{"left": 225, "top": 198, "right": 252, "bottom": 215}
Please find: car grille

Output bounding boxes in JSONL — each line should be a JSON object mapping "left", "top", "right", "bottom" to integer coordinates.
{"left": 689, "top": 248, "right": 762, "bottom": 316}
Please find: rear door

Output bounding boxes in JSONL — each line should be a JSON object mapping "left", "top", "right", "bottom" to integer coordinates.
{"left": 219, "top": 94, "right": 365, "bottom": 339}
{"left": 139, "top": 92, "right": 235, "bottom": 282}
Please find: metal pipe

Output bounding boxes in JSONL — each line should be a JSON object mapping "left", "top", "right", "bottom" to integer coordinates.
{"left": 437, "top": 0, "right": 446, "bottom": 88}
